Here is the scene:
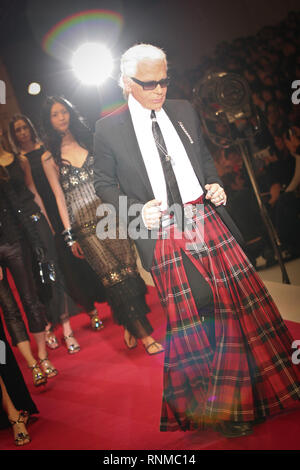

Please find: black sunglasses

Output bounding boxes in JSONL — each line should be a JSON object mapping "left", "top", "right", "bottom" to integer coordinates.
{"left": 130, "top": 76, "right": 170, "bottom": 90}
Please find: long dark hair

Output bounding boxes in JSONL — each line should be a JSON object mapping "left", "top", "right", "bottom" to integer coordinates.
{"left": 8, "top": 114, "right": 40, "bottom": 153}
{"left": 41, "top": 96, "right": 92, "bottom": 165}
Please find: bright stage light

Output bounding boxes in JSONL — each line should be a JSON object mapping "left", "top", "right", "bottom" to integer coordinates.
{"left": 72, "top": 43, "right": 113, "bottom": 85}
{"left": 28, "top": 82, "right": 41, "bottom": 95}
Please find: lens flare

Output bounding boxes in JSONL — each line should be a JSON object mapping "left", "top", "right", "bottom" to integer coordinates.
{"left": 72, "top": 43, "right": 113, "bottom": 85}
{"left": 42, "top": 9, "right": 123, "bottom": 60}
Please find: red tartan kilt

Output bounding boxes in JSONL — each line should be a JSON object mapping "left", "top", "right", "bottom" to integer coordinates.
{"left": 151, "top": 196, "right": 300, "bottom": 431}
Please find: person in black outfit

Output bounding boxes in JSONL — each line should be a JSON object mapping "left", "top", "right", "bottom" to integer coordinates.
{"left": 41, "top": 96, "right": 163, "bottom": 354}
{"left": 260, "top": 127, "right": 300, "bottom": 257}
{"left": 0, "top": 128, "right": 57, "bottom": 384}
{"left": 9, "top": 115, "right": 106, "bottom": 349}
{"left": 0, "top": 307, "right": 38, "bottom": 446}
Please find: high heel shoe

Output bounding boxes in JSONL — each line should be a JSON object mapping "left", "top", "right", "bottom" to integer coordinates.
{"left": 28, "top": 362, "right": 47, "bottom": 387}
{"left": 124, "top": 330, "right": 137, "bottom": 349}
{"left": 9, "top": 411, "right": 31, "bottom": 446}
{"left": 89, "top": 309, "right": 104, "bottom": 331}
{"left": 39, "top": 355, "right": 58, "bottom": 378}
{"left": 90, "top": 314, "right": 104, "bottom": 331}
{"left": 63, "top": 332, "right": 80, "bottom": 354}
{"left": 45, "top": 330, "right": 60, "bottom": 349}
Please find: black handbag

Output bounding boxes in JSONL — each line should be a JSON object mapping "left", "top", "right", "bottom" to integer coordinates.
{"left": 37, "top": 260, "right": 56, "bottom": 285}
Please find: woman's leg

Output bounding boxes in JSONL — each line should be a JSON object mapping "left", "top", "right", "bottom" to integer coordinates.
{"left": 80, "top": 234, "right": 163, "bottom": 354}
{"left": 0, "top": 271, "right": 29, "bottom": 347}
{"left": 6, "top": 242, "right": 57, "bottom": 379}
{"left": 6, "top": 242, "right": 47, "bottom": 337}
{"left": 0, "top": 376, "right": 30, "bottom": 446}
{"left": 16, "top": 340, "right": 38, "bottom": 369}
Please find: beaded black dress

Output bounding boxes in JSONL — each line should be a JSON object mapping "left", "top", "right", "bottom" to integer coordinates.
{"left": 59, "top": 153, "right": 153, "bottom": 338}
{"left": 26, "top": 146, "right": 106, "bottom": 312}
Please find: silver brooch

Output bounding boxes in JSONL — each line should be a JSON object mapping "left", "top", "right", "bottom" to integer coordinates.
{"left": 178, "top": 122, "right": 194, "bottom": 144}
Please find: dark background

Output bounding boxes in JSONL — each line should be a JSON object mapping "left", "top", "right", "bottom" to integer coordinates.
{"left": 0, "top": 0, "right": 299, "bottom": 129}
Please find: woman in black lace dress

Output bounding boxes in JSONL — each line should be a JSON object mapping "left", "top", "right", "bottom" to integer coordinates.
{"left": 9, "top": 115, "right": 107, "bottom": 353}
{"left": 41, "top": 96, "right": 163, "bottom": 354}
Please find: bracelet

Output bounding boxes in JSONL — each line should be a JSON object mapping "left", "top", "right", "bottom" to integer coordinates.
{"left": 62, "top": 227, "right": 77, "bottom": 247}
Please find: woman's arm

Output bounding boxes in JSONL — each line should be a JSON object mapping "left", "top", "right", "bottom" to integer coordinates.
{"left": 18, "top": 155, "right": 54, "bottom": 232}
{"left": 41, "top": 151, "right": 84, "bottom": 258}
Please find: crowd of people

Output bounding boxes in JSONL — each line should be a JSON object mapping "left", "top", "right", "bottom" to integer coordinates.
{"left": 0, "top": 98, "right": 164, "bottom": 446}
{"left": 168, "top": 10, "right": 300, "bottom": 266}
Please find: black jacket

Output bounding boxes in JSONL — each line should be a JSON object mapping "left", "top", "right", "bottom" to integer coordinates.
{"left": 94, "top": 99, "right": 243, "bottom": 271}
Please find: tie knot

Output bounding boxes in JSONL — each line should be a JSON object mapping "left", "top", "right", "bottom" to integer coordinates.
{"left": 150, "top": 110, "right": 156, "bottom": 121}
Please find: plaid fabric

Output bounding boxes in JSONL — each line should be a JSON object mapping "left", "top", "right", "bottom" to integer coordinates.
{"left": 151, "top": 196, "right": 300, "bottom": 431}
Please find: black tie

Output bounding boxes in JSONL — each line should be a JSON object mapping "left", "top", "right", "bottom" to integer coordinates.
{"left": 151, "top": 110, "right": 184, "bottom": 227}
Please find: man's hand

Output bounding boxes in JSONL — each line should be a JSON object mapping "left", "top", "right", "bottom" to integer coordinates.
{"left": 205, "top": 183, "right": 227, "bottom": 206}
{"left": 142, "top": 199, "right": 162, "bottom": 230}
{"left": 0, "top": 266, "right": 3, "bottom": 281}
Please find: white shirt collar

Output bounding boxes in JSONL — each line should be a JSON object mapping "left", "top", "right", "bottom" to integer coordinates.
{"left": 128, "top": 94, "right": 164, "bottom": 119}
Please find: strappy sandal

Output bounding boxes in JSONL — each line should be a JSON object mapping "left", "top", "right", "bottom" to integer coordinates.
{"left": 124, "top": 330, "right": 137, "bottom": 349}
{"left": 89, "top": 310, "right": 104, "bottom": 331}
{"left": 9, "top": 411, "right": 31, "bottom": 446}
{"left": 63, "top": 332, "right": 80, "bottom": 354}
{"left": 45, "top": 330, "right": 60, "bottom": 349}
{"left": 144, "top": 341, "right": 165, "bottom": 356}
{"left": 28, "top": 362, "right": 47, "bottom": 387}
{"left": 39, "top": 356, "right": 58, "bottom": 378}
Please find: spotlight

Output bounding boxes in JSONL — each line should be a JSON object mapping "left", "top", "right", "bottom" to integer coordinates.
{"left": 72, "top": 43, "right": 113, "bottom": 85}
{"left": 28, "top": 82, "right": 41, "bottom": 95}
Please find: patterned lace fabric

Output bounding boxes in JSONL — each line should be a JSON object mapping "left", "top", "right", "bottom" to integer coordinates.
{"left": 58, "top": 153, "right": 152, "bottom": 335}
{"left": 59, "top": 154, "right": 137, "bottom": 286}
{"left": 59, "top": 154, "right": 99, "bottom": 236}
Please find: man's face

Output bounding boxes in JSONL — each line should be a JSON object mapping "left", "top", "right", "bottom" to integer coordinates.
{"left": 127, "top": 59, "right": 168, "bottom": 111}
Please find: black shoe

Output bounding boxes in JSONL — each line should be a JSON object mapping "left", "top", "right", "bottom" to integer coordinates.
{"left": 217, "top": 421, "right": 253, "bottom": 438}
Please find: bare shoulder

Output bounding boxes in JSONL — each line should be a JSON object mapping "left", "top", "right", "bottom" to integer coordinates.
{"left": 41, "top": 150, "right": 54, "bottom": 164}
{"left": 41, "top": 151, "right": 59, "bottom": 176}
{"left": 17, "top": 153, "right": 28, "bottom": 164}
{"left": 17, "top": 153, "right": 30, "bottom": 170}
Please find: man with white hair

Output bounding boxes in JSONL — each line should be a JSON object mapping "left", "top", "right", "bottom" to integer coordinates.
{"left": 94, "top": 44, "right": 300, "bottom": 438}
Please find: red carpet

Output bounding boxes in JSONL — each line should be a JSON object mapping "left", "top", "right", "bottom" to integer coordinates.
{"left": 1, "top": 284, "right": 300, "bottom": 450}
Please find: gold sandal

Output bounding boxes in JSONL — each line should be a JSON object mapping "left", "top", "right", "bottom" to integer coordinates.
{"left": 89, "top": 310, "right": 104, "bottom": 331}
{"left": 39, "top": 356, "right": 58, "bottom": 378}
{"left": 63, "top": 332, "right": 80, "bottom": 354}
{"left": 28, "top": 362, "right": 47, "bottom": 387}
{"left": 144, "top": 341, "right": 165, "bottom": 356}
{"left": 45, "top": 330, "right": 60, "bottom": 349}
{"left": 9, "top": 411, "right": 31, "bottom": 446}
{"left": 124, "top": 330, "right": 137, "bottom": 349}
